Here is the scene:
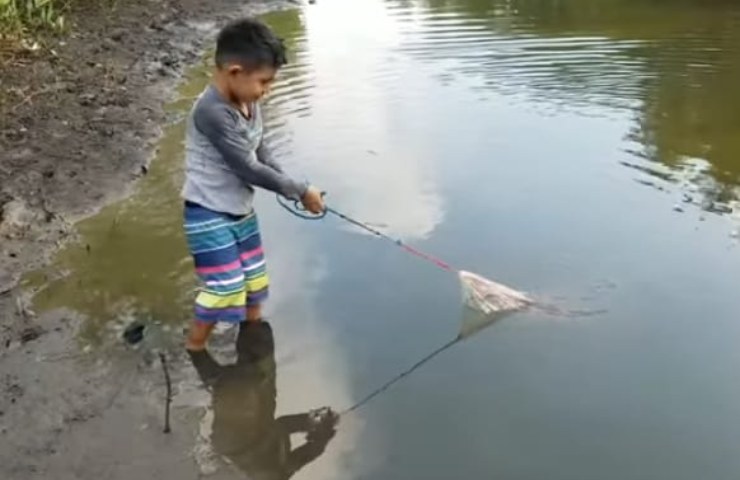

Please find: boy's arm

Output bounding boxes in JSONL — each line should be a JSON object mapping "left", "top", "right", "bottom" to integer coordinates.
{"left": 194, "top": 102, "right": 306, "bottom": 201}
{"left": 255, "top": 120, "right": 284, "bottom": 173}
{"left": 256, "top": 141, "right": 282, "bottom": 172}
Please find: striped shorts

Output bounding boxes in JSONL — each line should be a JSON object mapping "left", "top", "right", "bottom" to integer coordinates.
{"left": 184, "top": 202, "right": 269, "bottom": 323}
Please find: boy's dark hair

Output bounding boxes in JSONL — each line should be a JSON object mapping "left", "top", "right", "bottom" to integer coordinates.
{"left": 215, "top": 18, "right": 288, "bottom": 70}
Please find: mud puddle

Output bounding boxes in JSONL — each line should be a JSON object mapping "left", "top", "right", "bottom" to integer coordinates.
{"left": 22, "top": 58, "right": 211, "bottom": 347}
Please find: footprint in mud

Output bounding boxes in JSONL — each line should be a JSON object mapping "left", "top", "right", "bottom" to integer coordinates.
{"left": 122, "top": 322, "right": 146, "bottom": 345}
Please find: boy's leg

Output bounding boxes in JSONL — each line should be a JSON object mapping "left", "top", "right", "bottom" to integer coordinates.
{"left": 247, "top": 304, "right": 262, "bottom": 323}
{"left": 235, "top": 211, "right": 269, "bottom": 324}
{"left": 184, "top": 203, "right": 248, "bottom": 351}
{"left": 186, "top": 320, "right": 216, "bottom": 351}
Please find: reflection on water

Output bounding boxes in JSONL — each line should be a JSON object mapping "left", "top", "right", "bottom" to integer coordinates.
{"left": 398, "top": 0, "right": 740, "bottom": 212}
{"left": 265, "top": 0, "right": 740, "bottom": 238}
{"left": 188, "top": 323, "right": 338, "bottom": 480}
{"left": 267, "top": 2, "right": 445, "bottom": 239}
{"left": 28, "top": 0, "right": 740, "bottom": 336}
{"left": 24, "top": 0, "right": 740, "bottom": 478}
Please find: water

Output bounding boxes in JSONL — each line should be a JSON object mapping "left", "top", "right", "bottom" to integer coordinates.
{"left": 27, "top": 0, "right": 740, "bottom": 478}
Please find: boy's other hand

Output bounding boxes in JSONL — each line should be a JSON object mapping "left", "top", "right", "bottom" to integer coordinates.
{"left": 301, "top": 186, "right": 325, "bottom": 214}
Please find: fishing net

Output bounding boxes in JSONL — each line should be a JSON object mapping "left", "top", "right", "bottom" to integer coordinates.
{"left": 277, "top": 201, "right": 601, "bottom": 415}
{"left": 459, "top": 270, "right": 532, "bottom": 317}
{"left": 342, "top": 272, "right": 533, "bottom": 415}
{"left": 277, "top": 194, "right": 534, "bottom": 318}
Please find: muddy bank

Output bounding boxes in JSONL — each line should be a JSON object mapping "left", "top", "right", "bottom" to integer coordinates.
{"left": 0, "top": 309, "right": 193, "bottom": 479}
{"left": 0, "top": 304, "right": 252, "bottom": 479}
{"left": 1, "top": 0, "right": 295, "bottom": 339}
{"left": 0, "top": 1, "right": 297, "bottom": 478}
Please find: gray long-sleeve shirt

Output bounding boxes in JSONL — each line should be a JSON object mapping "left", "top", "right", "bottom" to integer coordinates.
{"left": 182, "top": 85, "right": 307, "bottom": 216}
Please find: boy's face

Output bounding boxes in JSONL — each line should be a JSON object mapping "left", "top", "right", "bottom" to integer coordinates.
{"left": 225, "top": 64, "right": 277, "bottom": 103}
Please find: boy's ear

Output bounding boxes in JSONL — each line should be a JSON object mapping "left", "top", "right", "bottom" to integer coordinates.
{"left": 226, "top": 64, "right": 244, "bottom": 76}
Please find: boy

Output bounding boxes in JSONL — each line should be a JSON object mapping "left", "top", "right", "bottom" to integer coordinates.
{"left": 182, "top": 18, "right": 324, "bottom": 352}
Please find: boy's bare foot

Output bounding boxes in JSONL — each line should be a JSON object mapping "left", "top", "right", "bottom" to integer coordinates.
{"left": 185, "top": 340, "right": 206, "bottom": 351}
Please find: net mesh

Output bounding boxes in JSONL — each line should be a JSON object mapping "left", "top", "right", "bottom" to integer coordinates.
{"left": 342, "top": 270, "right": 535, "bottom": 415}
{"left": 459, "top": 270, "right": 532, "bottom": 317}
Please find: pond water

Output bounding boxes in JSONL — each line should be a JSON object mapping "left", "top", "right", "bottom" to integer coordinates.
{"left": 29, "top": 0, "right": 740, "bottom": 478}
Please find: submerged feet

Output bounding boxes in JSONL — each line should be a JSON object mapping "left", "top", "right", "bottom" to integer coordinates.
{"left": 185, "top": 320, "right": 215, "bottom": 352}
{"left": 185, "top": 304, "right": 263, "bottom": 351}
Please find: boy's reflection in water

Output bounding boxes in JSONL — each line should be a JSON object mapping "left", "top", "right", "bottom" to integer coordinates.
{"left": 189, "top": 322, "right": 338, "bottom": 480}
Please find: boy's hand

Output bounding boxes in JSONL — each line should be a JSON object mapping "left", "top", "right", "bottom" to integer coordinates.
{"left": 301, "top": 186, "right": 325, "bottom": 214}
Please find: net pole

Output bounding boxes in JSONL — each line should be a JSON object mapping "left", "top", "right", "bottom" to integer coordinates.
{"left": 326, "top": 207, "right": 457, "bottom": 273}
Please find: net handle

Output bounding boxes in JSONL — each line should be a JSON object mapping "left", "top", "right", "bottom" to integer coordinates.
{"left": 277, "top": 193, "right": 457, "bottom": 273}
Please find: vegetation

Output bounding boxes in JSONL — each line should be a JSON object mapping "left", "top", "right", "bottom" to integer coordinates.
{"left": 0, "top": 0, "right": 66, "bottom": 45}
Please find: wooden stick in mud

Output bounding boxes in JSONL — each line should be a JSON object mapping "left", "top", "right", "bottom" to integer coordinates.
{"left": 159, "top": 352, "right": 172, "bottom": 434}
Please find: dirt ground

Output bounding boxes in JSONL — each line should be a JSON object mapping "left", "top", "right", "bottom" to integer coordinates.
{"left": 0, "top": 1, "right": 295, "bottom": 478}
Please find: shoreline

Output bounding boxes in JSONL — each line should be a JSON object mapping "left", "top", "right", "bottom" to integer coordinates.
{"left": 0, "top": 1, "right": 298, "bottom": 477}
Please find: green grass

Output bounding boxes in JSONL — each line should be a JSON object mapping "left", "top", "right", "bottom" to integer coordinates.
{"left": 0, "top": 0, "right": 66, "bottom": 42}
